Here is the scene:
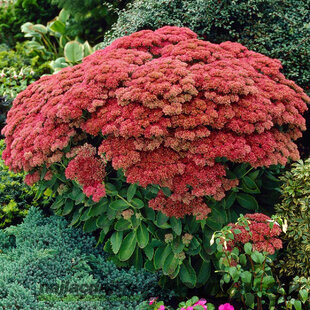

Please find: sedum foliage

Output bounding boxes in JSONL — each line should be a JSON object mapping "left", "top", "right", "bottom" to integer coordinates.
{"left": 0, "top": 208, "right": 172, "bottom": 309}
{"left": 275, "top": 159, "right": 310, "bottom": 277}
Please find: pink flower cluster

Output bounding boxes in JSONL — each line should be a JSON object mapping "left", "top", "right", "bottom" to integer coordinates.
{"left": 2, "top": 26, "right": 308, "bottom": 217}
{"left": 228, "top": 213, "right": 282, "bottom": 255}
{"left": 64, "top": 144, "right": 106, "bottom": 201}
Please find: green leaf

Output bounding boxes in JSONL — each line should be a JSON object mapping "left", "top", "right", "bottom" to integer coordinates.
{"left": 62, "top": 199, "right": 74, "bottom": 215}
{"left": 197, "top": 261, "right": 211, "bottom": 286}
{"left": 262, "top": 275, "right": 275, "bottom": 288}
{"left": 118, "top": 231, "right": 137, "bottom": 261}
{"left": 32, "top": 24, "right": 47, "bottom": 34}
{"left": 206, "top": 304, "right": 215, "bottom": 310}
{"left": 244, "top": 243, "right": 252, "bottom": 255}
{"left": 180, "top": 260, "right": 197, "bottom": 288}
{"left": 131, "top": 198, "right": 144, "bottom": 209}
{"left": 154, "top": 245, "right": 171, "bottom": 270}
{"left": 172, "top": 239, "right": 185, "bottom": 254}
{"left": 49, "top": 20, "right": 66, "bottom": 34}
{"left": 58, "top": 9, "right": 70, "bottom": 22}
{"left": 144, "top": 260, "right": 156, "bottom": 272}
{"left": 241, "top": 176, "right": 260, "bottom": 194}
{"left": 110, "top": 199, "right": 129, "bottom": 211}
{"left": 64, "top": 41, "right": 84, "bottom": 63}
{"left": 224, "top": 192, "right": 236, "bottom": 209}
{"left": 133, "top": 247, "right": 143, "bottom": 269}
{"left": 245, "top": 293, "right": 255, "bottom": 308}
{"left": 237, "top": 193, "right": 259, "bottom": 210}
{"left": 88, "top": 204, "right": 105, "bottom": 217}
{"left": 143, "top": 244, "right": 154, "bottom": 260}
{"left": 170, "top": 217, "right": 182, "bottom": 235}
{"left": 136, "top": 223, "right": 149, "bottom": 249}
{"left": 156, "top": 212, "right": 169, "bottom": 227}
{"left": 251, "top": 252, "right": 265, "bottom": 264}
{"left": 162, "top": 187, "right": 171, "bottom": 196}
{"left": 83, "top": 41, "right": 93, "bottom": 57}
{"left": 114, "top": 218, "right": 131, "bottom": 231}
{"left": 83, "top": 218, "right": 97, "bottom": 233}
{"left": 111, "top": 231, "right": 123, "bottom": 254}
{"left": 299, "top": 289, "right": 308, "bottom": 303}
{"left": 293, "top": 300, "right": 302, "bottom": 310}
{"left": 105, "top": 183, "right": 118, "bottom": 195}
{"left": 240, "top": 271, "right": 252, "bottom": 284}
{"left": 163, "top": 252, "right": 178, "bottom": 276}
{"left": 51, "top": 196, "right": 65, "bottom": 210}
{"left": 127, "top": 183, "right": 137, "bottom": 201}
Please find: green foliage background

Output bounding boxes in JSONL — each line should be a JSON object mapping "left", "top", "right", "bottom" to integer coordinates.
{"left": 0, "top": 140, "right": 51, "bottom": 228}
{"left": 0, "top": 0, "right": 59, "bottom": 47}
{"left": 275, "top": 159, "right": 310, "bottom": 278}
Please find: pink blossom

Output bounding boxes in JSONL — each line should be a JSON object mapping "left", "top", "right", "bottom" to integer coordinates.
{"left": 219, "top": 303, "right": 234, "bottom": 310}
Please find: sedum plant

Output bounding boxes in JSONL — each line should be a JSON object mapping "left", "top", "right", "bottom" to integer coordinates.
{"left": 275, "top": 159, "right": 310, "bottom": 277}
{"left": 1, "top": 27, "right": 308, "bottom": 289}
{"left": 214, "top": 214, "right": 309, "bottom": 310}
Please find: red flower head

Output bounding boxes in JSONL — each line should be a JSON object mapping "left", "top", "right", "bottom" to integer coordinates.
{"left": 2, "top": 26, "right": 308, "bottom": 218}
{"left": 228, "top": 213, "right": 283, "bottom": 255}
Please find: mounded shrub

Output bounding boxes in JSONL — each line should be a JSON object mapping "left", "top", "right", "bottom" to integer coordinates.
{"left": 100, "top": 0, "right": 310, "bottom": 158}
{"left": 1, "top": 26, "right": 308, "bottom": 289}
{"left": 0, "top": 207, "right": 171, "bottom": 309}
{"left": 275, "top": 158, "right": 310, "bottom": 277}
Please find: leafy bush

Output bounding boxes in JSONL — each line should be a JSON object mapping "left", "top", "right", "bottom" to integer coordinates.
{"left": 0, "top": 207, "right": 172, "bottom": 309}
{"left": 213, "top": 215, "right": 309, "bottom": 309}
{"left": 275, "top": 159, "right": 310, "bottom": 277}
{"left": 0, "top": 140, "right": 51, "bottom": 228}
{"left": 0, "top": 42, "right": 51, "bottom": 122}
{"left": 50, "top": 0, "right": 131, "bottom": 45}
{"left": 2, "top": 27, "right": 307, "bottom": 290}
{"left": 21, "top": 10, "right": 94, "bottom": 73}
{"left": 0, "top": 96, "right": 12, "bottom": 136}
{"left": 0, "top": 0, "right": 58, "bottom": 47}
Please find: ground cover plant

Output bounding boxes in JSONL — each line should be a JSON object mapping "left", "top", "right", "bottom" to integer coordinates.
{"left": 2, "top": 26, "right": 308, "bottom": 294}
{"left": 0, "top": 207, "right": 171, "bottom": 309}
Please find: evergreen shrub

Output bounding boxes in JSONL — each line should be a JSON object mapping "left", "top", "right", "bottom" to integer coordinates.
{"left": 0, "top": 207, "right": 171, "bottom": 309}
{"left": 275, "top": 159, "right": 310, "bottom": 277}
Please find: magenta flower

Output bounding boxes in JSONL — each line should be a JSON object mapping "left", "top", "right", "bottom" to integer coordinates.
{"left": 149, "top": 297, "right": 158, "bottom": 305}
{"left": 219, "top": 303, "right": 234, "bottom": 310}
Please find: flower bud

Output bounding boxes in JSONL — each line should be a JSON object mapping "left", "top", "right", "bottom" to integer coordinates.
{"left": 182, "top": 233, "right": 193, "bottom": 246}
{"left": 164, "top": 233, "right": 173, "bottom": 243}
{"left": 122, "top": 209, "right": 134, "bottom": 220}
